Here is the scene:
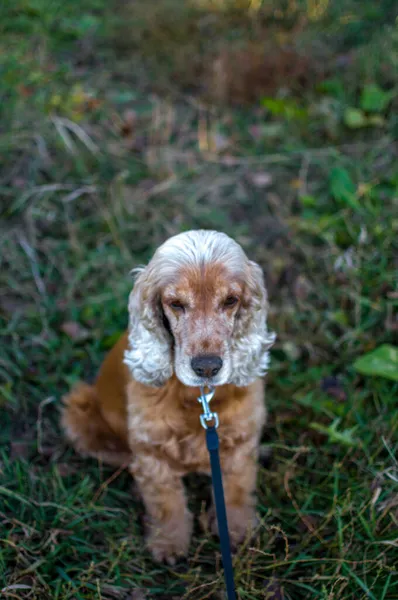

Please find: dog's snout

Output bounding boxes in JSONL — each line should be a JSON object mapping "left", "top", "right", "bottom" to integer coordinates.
{"left": 191, "top": 355, "right": 223, "bottom": 378}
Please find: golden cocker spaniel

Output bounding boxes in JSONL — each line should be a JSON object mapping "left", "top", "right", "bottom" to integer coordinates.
{"left": 62, "top": 230, "right": 275, "bottom": 563}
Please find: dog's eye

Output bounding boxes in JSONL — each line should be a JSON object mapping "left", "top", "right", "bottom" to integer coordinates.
{"left": 223, "top": 296, "right": 238, "bottom": 308}
{"left": 170, "top": 300, "right": 185, "bottom": 312}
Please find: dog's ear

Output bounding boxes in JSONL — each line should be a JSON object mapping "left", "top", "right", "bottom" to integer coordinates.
{"left": 124, "top": 267, "right": 173, "bottom": 387}
{"left": 230, "top": 260, "right": 276, "bottom": 386}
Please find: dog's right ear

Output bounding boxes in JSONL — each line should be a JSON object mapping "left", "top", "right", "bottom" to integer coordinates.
{"left": 230, "top": 260, "right": 276, "bottom": 386}
{"left": 124, "top": 267, "right": 173, "bottom": 387}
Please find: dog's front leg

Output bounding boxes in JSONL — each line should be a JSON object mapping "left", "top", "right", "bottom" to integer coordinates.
{"left": 207, "top": 440, "right": 259, "bottom": 547}
{"left": 130, "top": 453, "right": 192, "bottom": 564}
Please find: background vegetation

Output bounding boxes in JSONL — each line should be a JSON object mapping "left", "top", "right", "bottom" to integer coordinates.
{"left": 1, "top": 0, "right": 397, "bottom": 598}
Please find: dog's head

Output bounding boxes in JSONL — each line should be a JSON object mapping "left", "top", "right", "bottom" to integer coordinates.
{"left": 124, "top": 230, "right": 275, "bottom": 387}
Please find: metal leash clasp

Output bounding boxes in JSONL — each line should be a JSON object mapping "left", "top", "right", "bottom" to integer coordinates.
{"left": 198, "top": 385, "right": 218, "bottom": 429}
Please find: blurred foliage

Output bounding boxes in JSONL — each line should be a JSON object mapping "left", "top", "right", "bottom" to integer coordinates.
{"left": 0, "top": 0, "right": 397, "bottom": 598}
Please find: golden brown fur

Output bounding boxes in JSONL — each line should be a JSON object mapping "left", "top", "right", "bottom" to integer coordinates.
{"left": 62, "top": 230, "right": 274, "bottom": 564}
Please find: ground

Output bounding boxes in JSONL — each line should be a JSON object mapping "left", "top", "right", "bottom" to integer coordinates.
{"left": 0, "top": 1, "right": 397, "bottom": 599}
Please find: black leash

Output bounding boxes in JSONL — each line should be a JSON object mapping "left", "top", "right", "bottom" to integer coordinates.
{"left": 199, "top": 387, "right": 237, "bottom": 600}
{"left": 206, "top": 425, "right": 237, "bottom": 600}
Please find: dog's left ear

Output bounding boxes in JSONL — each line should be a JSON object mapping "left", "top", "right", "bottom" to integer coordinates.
{"left": 230, "top": 260, "right": 276, "bottom": 386}
{"left": 124, "top": 267, "right": 173, "bottom": 387}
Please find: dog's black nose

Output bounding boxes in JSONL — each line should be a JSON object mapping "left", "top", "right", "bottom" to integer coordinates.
{"left": 191, "top": 355, "right": 223, "bottom": 378}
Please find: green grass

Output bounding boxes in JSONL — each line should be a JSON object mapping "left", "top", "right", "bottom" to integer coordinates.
{"left": 1, "top": 1, "right": 397, "bottom": 598}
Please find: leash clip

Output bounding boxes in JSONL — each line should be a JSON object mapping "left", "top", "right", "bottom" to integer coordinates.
{"left": 198, "top": 385, "right": 218, "bottom": 429}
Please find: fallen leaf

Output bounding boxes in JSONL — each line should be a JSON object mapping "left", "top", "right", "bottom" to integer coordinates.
{"left": 385, "top": 304, "right": 398, "bottom": 332}
{"left": 249, "top": 172, "right": 273, "bottom": 188}
{"left": 297, "top": 514, "right": 321, "bottom": 532}
{"left": 12, "top": 177, "right": 27, "bottom": 188}
{"left": 353, "top": 344, "right": 398, "bottom": 381}
{"left": 39, "top": 445, "right": 58, "bottom": 458}
{"left": 293, "top": 275, "right": 312, "bottom": 301}
{"left": 249, "top": 123, "right": 283, "bottom": 139}
{"left": 249, "top": 125, "right": 262, "bottom": 139}
{"left": 60, "top": 321, "right": 89, "bottom": 341}
{"left": 334, "top": 53, "right": 354, "bottom": 68}
{"left": 367, "top": 114, "right": 385, "bottom": 127}
{"left": 0, "top": 297, "right": 33, "bottom": 315}
{"left": 210, "top": 132, "right": 230, "bottom": 152}
{"left": 128, "top": 134, "right": 147, "bottom": 152}
{"left": 10, "top": 441, "right": 33, "bottom": 461}
{"left": 321, "top": 376, "right": 347, "bottom": 402}
{"left": 281, "top": 341, "right": 301, "bottom": 361}
{"left": 220, "top": 155, "right": 239, "bottom": 166}
{"left": 371, "top": 486, "right": 382, "bottom": 506}
{"left": 259, "top": 445, "right": 273, "bottom": 468}
{"left": 263, "top": 578, "right": 284, "bottom": 599}
{"left": 121, "top": 109, "right": 137, "bottom": 137}
{"left": 125, "top": 590, "right": 147, "bottom": 600}
{"left": 107, "top": 141, "right": 129, "bottom": 157}
{"left": 56, "top": 463, "right": 78, "bottom": 477}
{"left": 1, "top": 585, "right": 33, "bottom": 593}
{"left": 290, "top": 178, "right": 302, "bottom": 190}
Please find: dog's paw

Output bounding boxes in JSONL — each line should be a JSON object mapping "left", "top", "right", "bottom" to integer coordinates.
{"left": 227, "top": 505, "right": 258, "bottom": 546}
{"left": 147, "top": 514, "right": 193, "bottom": 565}
{"left": 149, "top": 537, "right": 188, "bottom": 565}
{"left": 203, "top": 505, "right": 258, "bottom": 548}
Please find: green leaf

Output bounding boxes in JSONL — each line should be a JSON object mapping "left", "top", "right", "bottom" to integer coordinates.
{"left": 261, "top": 97, "right": 308, "bottom": 120}
{"left": 344, "top": 107, "right": 367, "bottom": 129}
{"left": 329, "top": 167, "right": 360, "bottom": 209}
{"left": 360, "top": 83, "right": 393, "bottom": 113}
{"left": 367, "top": 114, "right": 385, "bottom": 127}
{"left": 310, "top": 419, "right": 359, "bottom": 447}
{"left": 77, "top": 14, "right": 100, "bottom": 34}
{"left": 353, "top": 344, "right": 398, "bottom": 381}
{"left": 293, "top": 391, "right": 345, "bottom": 418}
{"left": 327, "top": 310, "right": 349, "bottom": 326}
{"left": 300, "top": 194, "right": 316, "bottom": 207}
{"left": 317, "top": 78, "right": 345, "bottom": 99}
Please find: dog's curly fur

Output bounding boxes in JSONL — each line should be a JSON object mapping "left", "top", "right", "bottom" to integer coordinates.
{"left": 62, "top": 230, "right": 275, "bottom": 563}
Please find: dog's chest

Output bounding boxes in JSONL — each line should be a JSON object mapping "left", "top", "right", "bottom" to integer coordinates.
{"left": 128, "top": 409, "right": 240, "bottom": 474}
{"left": 171, "top": 430, "right": 212, "bottom": 473}
{"left": 127, "top": 379, "right": 265, "bottom": 474}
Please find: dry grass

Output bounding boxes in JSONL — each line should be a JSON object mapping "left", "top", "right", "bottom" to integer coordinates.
{"left": 1, "top": 0, "right": 397, "bottom": 598}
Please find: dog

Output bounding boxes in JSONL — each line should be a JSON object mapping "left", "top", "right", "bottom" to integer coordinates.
{"left": 62, "top": 230, "right": 275, "bottom": 563}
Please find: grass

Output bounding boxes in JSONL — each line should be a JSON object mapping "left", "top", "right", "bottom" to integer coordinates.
{"left": 1, "top": 0, "right": 398, "bottom": 598}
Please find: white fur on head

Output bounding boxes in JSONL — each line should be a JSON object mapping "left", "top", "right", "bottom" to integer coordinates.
{"left": 230, "top": 260, "right": 276, "bottom": 386}
{"left": 124, "top": 266, "right": 173, "bottom": 387}
{"left": 124, "top": 230, "right": 275, "bottom": 387}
